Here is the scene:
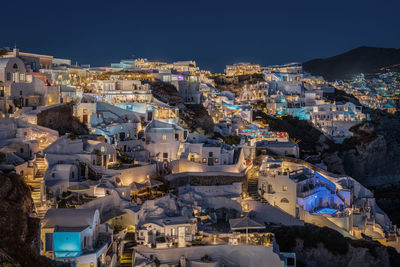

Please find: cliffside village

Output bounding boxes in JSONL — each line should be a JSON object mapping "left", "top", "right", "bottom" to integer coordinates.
{"left": 1, "top": 46, "right": 399, "bottom": 267}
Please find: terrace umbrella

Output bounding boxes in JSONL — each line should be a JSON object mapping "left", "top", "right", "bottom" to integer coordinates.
{"left": 229, "top": 216, "right": 265, "bottom": 243}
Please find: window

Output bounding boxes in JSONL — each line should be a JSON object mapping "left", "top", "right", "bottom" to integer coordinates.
{"left": 13, "top": 63, "right": 18, "bottom": 69}
{"left": 7, "top": 72, "right": 11, "bottom": 81}
{"left": 280, "top": 198, "right": 289, "bottom": 203}
{"left": 175, "top": 133, "right": 179, "bottom": 141}
{"left": 45, "top": 233, "right": 53, "bottom": 251}
{"left": 162, "top": 134, "right": 167, "bottom": 141}
{"left": 283, "top": 185, "right": 288, "bottom": 191}
{"left": 268, "top": 184, "right": 273, "bottom": 193}
{"left": 190, "top": 155, "right": 195, "bottom": 162}
{"left": 208, "top": 152, "right": 213, "bottom": 157}
{"left": 19, "top": 90, "right": 22, "bottom": 96}
{"left": 20, "top": 148, "right": 24, "bottom": 153}
{"left": 163, "top": 152, "right": 168, "bottom": 159}
{"left": 185, "top": 226, "right": 192, "bottom": 234}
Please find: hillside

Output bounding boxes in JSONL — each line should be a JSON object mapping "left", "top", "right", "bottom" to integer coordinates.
{"left": 149, "top": 81, "right": 214, "bottom": 135}
{"left": 0, "top": 173, "right": 65, "bottom": 267}
{"left": 303, "top": 46, "right": 400, "bottom": 81}
{"left": 271, "top": 224, "right": 400, "bottom": 267}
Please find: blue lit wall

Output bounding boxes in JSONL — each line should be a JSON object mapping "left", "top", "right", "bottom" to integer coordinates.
{"left": 53, "top": 232, "right": 82, "bottom": 257}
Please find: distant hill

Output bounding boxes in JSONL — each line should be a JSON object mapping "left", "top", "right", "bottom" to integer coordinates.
{"left": 303, "top": 46, "right": 400, "bottom": 81}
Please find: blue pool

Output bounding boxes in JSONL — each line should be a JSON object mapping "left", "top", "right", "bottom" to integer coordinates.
{"left": 315, "top": 208, "right": 339, "bottom": 215}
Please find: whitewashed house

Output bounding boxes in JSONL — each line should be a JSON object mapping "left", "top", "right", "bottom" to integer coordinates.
{"left": 41, "top": 208, "right": 112, "bottom": 267}
{"left": 144, "top": 120, "right": 188, "bottom": 163}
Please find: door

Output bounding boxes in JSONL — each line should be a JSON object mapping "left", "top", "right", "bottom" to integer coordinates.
{"left": 119, "top": 132, "right": 125, "bottom": 141}
{"left": 178, "top": 227, "right": 185, "bottom": 248}
{"left": 83, "top": 114, "right": 88, "bottom": 123}
{"left": 103, "top": 155, "right": 107, "bottom": 167}
{"left": 208, "top": 158, "right": 214, "bottom": 166}
{"left": 147, "top": 111, "right": 153, "bottom": 121}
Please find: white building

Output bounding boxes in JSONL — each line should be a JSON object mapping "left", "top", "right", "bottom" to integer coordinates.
{"left": 144, "top": 120, "right": 188, "bottom": 163}
{"left": 258, "top": 156, "right": 394, "bottom": 241}
{"left": 41, "top": 208, "right": 112, "bottom": 267}
{"left": 0, "top": 55, "right": 60, "bottom": 116}
{"left": 137, "top": 216, "right": 197, "bottom": 248}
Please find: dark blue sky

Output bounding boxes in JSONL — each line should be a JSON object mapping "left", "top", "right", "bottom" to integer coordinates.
{"left": 3, "top": 0, "right": 400, "bottom": 72}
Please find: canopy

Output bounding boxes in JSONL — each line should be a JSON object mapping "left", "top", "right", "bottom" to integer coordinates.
{"left": 229, "top": 216, "right": 265, "bottom": 230}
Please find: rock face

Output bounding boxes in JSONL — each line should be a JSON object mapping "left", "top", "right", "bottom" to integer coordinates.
{"left": 0, "top": 174, "right": 63, "bottom": 267}
{"left": 149, "top": 81, "right": 214, "bottom": 135}
{"left": 271, "top": 225, "right": 400, "bottom": 267}
{"left": 254, "top": 111, "right": 331, "bottom": 156}
{"left": 149, "top": 81, "right": 185, "bottom": 108}
{"left": 323, "top": 110, "right": 400, "bottom": 186}
{"left": 37, "top": 103, "right": 89, "bottom": 136}
{"left": 178, "top": 104, "right": 214, "bottom": 135}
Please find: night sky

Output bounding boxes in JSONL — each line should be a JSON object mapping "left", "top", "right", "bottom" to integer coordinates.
{"left": 3, "top": 0, "right": 400, "bottom": 72}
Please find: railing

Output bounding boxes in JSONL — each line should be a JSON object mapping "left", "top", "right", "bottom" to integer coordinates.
{"left": 297, "top": 183, "right": 331, "bottom": 198}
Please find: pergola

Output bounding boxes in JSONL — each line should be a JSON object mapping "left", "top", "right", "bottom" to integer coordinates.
{"left": 229, "top": 216, "right": 266, "bottom": 243}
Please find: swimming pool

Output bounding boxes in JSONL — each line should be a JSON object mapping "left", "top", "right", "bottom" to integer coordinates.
{"left": 314, "top": 208, "right": 339, "bottom": 215}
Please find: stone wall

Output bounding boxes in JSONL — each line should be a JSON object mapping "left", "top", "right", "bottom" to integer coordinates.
{"left": 167, "top": 172, "right": 245, "bottom": 187}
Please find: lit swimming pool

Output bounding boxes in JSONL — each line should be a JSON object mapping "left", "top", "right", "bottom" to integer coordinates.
{"left": 314, "top": 208, "right": 339, "bottom": 215}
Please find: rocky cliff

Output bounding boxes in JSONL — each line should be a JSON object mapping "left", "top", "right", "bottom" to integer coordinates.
{"left": 323, "top": 111, "right": 400, "bottom": 186}
{"left": 37, "top": 103, "right": 89, "bottom": 136}
{"left": 0, "top": 173, "right": 64, "bottom": 267}
{"left": 149, "top": 81, "right": 214, "bottom": 135}
{"left": 271, "top": 225, "right": 400, "bottom": 267}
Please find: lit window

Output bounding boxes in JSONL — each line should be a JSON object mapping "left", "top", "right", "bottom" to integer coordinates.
{"left": 162, "top": 134, "right": 167, "bottom": 141}
{"left": 283, "top": 186, "right": 288, "bottom": 191}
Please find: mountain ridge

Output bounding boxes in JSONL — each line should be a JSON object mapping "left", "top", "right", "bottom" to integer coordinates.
{"left": 303, "top": 46, "right": 400, "bottom": 81}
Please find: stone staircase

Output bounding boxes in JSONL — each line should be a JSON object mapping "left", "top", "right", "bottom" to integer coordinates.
{"left": 246, "top": 166, "right": 259, "bottom": 199}
{"left": 120, "top": 246, "right": 134, "bottom": 266}
{"left": 35, "top": 156, "right": 47, "bottom": 179}
{"left": 26, "top": 179, "right": 47, "bottom": 219}
{"left": 246, "top": 166, "right": 270, "bottom": 204}
{"left": 26, "top": 155, "right": 49, "bottom": 220}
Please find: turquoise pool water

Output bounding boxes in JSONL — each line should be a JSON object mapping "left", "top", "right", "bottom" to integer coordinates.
{"left": 315, "top": 208, "right": 339, "bottom": 215}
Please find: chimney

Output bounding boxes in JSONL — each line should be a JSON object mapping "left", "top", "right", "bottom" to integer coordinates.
{"left": 13, "top": 44, "right": 19, "bottom": 57}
